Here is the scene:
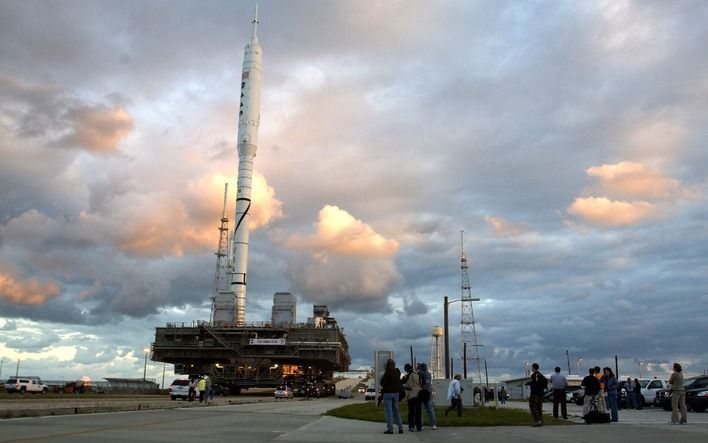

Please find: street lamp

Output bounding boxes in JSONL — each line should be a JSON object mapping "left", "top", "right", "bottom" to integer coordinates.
{"left": 615, "top": 355, "right": 631, "bottom": 380}
{"left": 576, "top": 357, "right": 583, "bottom": 375}
{"left": 443, "top": 296, "right": 479, "bottom": 379}
{"left": 143, "top": 348, "right": 150, "bottom": 381}
{"left": 638, "top": 361, "right": 644, "bottom": 378}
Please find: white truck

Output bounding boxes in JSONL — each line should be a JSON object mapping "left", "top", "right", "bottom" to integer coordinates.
{"left": 4, "top": 376, "right": 49, "bottom": 394}
{"left": 636, "top": 378, "right": 669, "bottom": 407}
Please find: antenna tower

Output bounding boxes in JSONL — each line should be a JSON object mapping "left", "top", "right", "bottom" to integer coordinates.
{"left": 210, "top": 184, "right": 231, "bottom": 324}
{"left": 460, "top": 230, "right": 482, "bottom": 383}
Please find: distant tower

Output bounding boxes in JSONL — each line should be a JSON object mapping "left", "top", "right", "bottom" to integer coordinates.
{"left": 214, "top": 6, "right": 263, "bottom": 325}
{"left": 430, "top": 325, "right": 443, "bottom": 380}
{"left": 210, "top": 184, "right": 231, "bottom": 324}
{"left": 460, "top": 231, "right": 482, "bottom": 383}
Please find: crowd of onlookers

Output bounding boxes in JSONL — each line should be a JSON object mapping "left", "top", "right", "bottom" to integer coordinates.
{"left": 527, "top": 362, "right": 689, "bottom": 426}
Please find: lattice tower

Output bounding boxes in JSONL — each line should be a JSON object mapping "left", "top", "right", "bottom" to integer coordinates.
{"left": 210, "top": 184, "right": 231, "bottom": 324}
{"left": 460, "top": 230, "right": 482, "bottom": 383}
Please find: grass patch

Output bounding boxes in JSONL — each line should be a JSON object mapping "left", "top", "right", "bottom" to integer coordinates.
{"left": 326, "top": 402, "right": 574, "bottom": 426}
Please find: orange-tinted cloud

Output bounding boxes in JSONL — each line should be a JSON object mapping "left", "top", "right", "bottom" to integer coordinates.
{"left": 484, "top": 216, "right": 527, "bottom": 237}
{"left": 567, "top": 161, "right": 700, "bottom": 228}
{"left": 117, "top": 171, "right": 282, "bottom": 257}
{"left": 65, "top": 105, "right": 133, "bottom": 153}
{"left": 0, "top": 273, "right": 61, "bottom": 305}
{"left": 286, "top": 205, "right": 399, "bottom": 257}
{"left": 567, "top": 197, "right": 655, "bottom": 227}
{"left": 586, "top": 161, "right": 682, "bottom": 200}
{"left": 250, "top": 171, "right": 284, "bottom": 229}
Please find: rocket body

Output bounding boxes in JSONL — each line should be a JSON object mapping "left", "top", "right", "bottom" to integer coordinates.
{"left": 213, "top": 14, "right": 262, "bottom": 326}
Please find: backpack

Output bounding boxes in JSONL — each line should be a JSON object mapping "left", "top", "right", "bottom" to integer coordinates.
{"left": 539, "top": 373, "right": 548, "bottom": 390}
{"left": 584, "top": 398, "right": 611, "bottom": 424}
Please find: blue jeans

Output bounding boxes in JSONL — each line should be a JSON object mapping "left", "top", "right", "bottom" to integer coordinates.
{"left": 383, "top": 393, "right": 403, "bottom": 432}
{"left": 422, "top": 397, "right": 436, "bottom": 427}
{"left": 607, "top": 391, "right": 619, "bottom": 422}
{"left": 626, "top": 391, "right": 636, "bottom": 409}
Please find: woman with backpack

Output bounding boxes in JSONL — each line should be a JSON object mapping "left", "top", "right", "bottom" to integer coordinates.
{"left": 402, "top": 363, "right": 422, "bottom": 432}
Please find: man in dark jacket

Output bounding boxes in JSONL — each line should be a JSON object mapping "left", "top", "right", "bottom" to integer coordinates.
{"left": 527, "top": 363, "right": 547, "bottom": 426}
{"left": 581, "top": 368, "right": 601, "bottom": 418}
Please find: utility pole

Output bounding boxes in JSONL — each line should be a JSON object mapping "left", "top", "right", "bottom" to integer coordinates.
{"left": 566, "top": 350, "right": 571, "bottom": 374}
{"left": 444, "top": 296, "right": 450, "bottom": 378}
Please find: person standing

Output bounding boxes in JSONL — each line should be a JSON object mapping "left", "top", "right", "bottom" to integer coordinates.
{"left": 444, "top": 374, "right": 463, "bottom": 417}
{"left": 549, "top": 366, "right": 568, "bottom": 419}
{"left": 668, "top": 363, "right": 687, "bottom": 424}
{"left": 603, "top": 367, "right": 619, "bottom": 422}
{"left": 633, "top": 378, "right": 643, "bottom": 410}
{"left": 526, "top": 363, "right": 547, "bottom": 427}
{"left": 499, "top": 386, "right": 508, "bottom": 406}
{"left": 581, "top": 368, "right": 601, "bottom": 418}
{"left": 417, "top": 363, "right": 436, "bottom": 430}
{"left": 594, "top": 366, "right": 607, "bottom": 413}
{"left": 197, "top": 376, "right": 207, "bottom": 403}
{"left": 380, "top": 359, "right": 404, "bottom": 434}
{"left": 624, "top": 377, "right": 635, "bottom": 409}
{"left": 403, "top": 364, "right": 422, "bottom": 432}
{"left": 188, "top": 378, "right": 197, "bottom": 402}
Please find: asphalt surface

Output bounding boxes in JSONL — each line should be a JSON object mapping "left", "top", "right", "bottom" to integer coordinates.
{"left": 1, "top": 398, "right": 707, "bottom": 442}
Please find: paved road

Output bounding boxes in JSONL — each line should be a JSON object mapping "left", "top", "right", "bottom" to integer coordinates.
{"left": 1, "top": 398, "right": 707, "bottom": 442}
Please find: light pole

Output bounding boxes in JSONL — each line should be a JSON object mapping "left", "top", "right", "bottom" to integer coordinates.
{"left": 638, "top": 361, "right": 644, "bottom": 378}
{"left": 615, "top": 355, "right": 631, "bottom": 380}
{"left": 443, "top": 296, "right": 479, "bottom": 379}
{"left": 143, "top": 348, "right": 150, "bottom": 381}
{"left": 576, "top": 357, "right": 583, "bottom": 375}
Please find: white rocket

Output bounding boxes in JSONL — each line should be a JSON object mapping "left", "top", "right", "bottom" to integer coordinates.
{"left": 213, "top": 7, "right": 262, "bottom": 326}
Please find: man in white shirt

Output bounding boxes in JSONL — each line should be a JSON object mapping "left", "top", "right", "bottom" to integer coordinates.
{"left": 444, "top": 374, "right": 462, "bottom": 417}
{"left": 549, "top": 366, "right": 568, "bottom": 419}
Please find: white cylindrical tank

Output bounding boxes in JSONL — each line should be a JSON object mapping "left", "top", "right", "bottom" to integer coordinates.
{"left": 432, "top": 325, "right": 443, "bottom": 337}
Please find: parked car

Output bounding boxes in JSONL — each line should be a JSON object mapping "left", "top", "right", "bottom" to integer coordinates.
{"left": 639, "top": 378, "right": 669, "bottom": 407}
{"left": 658, "top": 375, "right": 708, "bottom": 412}
{"left": 543, "top": 386, "right": 582, "bottom": 403}
{"left": 305, "top": 383, "right": 321, "bottom": 398}
{"left": 168, "top": 379, "right": 190, "bottom": 400}
{"left": 274, "top": 384, "right": 294, "bottom": 399}
{"left": 364, "top": 387, "right": 377, "bottom": 400}
{"left": 686, "top": 376, "right": 708, "bottom": 413}
{"left": 4, "top": 377, "right": 48, "bottom": 394}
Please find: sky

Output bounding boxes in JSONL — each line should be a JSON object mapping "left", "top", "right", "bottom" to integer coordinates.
{"left": 1, "top": 0, "right": 707, "bottom": 385}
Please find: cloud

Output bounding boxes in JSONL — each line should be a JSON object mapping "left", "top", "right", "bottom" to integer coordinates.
{"left": 284, "top": 206, "right": 401, "bottom": 311}
{"left": 567, "top": 197, "right": 655, "bottom": 227}
{"left": 402, "top": 293, "right": 429, "bottom": 316}
{"left": 484, "top": 216, "right": 528, "bottom": 237}
{"left": 62, "top": 104, "right": 133, "bottom": 153}
{"left": 286, "top": 205, "right": 399, "bottom": 257}
{"left": 0, "top": 272, "right": 61, "bottom": 305}
{"left": 114, "top": 171, "right": 282, "bottom": 257}
{"left": 0, "top": 77, "right": 133, "bottom": 153}
{"left": 586, "top": 161, "right": 683, "bottom": 200}
{"left": 250, "top": 171, "right": 284, "bottom": 229}
{"left": 566, "top": 161, "right": 700, "bottom": 228}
